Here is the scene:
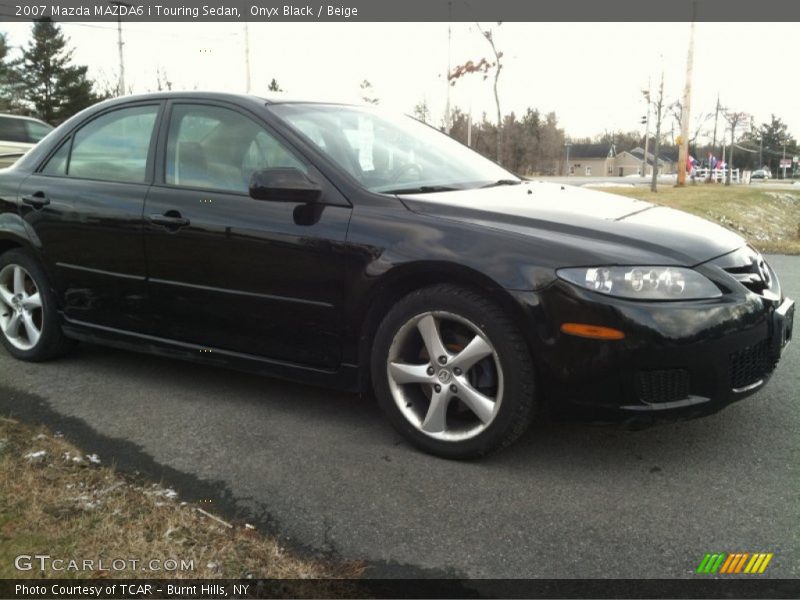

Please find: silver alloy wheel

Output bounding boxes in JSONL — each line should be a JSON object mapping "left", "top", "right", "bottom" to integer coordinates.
{"left": 386, "top": 311, "right": 504, "bottom": 441}
{"left": 0, "top": 264, "right": 43, "bottom": 351}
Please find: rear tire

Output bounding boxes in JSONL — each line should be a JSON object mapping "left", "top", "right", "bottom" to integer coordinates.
{"left": 0, "top": 249, "right": 73, "bottom": 362}
{"left": 371, "top": 284, "right": 536, "bottom": 459}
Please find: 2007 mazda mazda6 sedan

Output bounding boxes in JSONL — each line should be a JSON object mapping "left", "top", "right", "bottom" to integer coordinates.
{"left": 0, "top": 92, "right": 794, "bottom": 458}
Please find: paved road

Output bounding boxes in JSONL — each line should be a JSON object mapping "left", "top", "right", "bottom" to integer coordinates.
{"left": 1, "top": 256, "right": 798, "bottom": 579}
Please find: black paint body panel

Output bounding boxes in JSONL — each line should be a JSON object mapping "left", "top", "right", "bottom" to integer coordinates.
{"left": 0, "top": 92, "right": 792, "bottom": 418}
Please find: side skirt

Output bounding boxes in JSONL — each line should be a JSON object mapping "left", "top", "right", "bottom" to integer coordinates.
{"left": 60, "top": 317, "right": 361, "bottom": 393}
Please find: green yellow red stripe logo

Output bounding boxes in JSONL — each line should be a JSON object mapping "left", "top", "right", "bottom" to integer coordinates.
{"left": 696, "top": 552, "right": 773, "bottom": 574}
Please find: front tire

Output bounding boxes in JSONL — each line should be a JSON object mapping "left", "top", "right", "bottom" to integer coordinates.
{"left": 0, "top": 249, "right": 73, "bottom": 361}
{"left": 371, "top": 284, "right": 537, "bottom": 459}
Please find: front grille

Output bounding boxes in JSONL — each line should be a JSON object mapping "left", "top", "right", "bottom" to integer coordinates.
{"left": 635, "top": 369, "right": 690, "bottom": 404}
{"left": 729, "top": 339, "right": 778, "bottom": 389}
{"left": 714, "top": 246, "right": 775, "bottom": 296}
{"left": 724, "top": 263, "right": 771, "bottom": 294}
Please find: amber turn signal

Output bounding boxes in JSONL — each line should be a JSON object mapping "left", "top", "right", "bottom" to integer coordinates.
{"left": 560, "top": 323, "right": 625, "bottom": 340}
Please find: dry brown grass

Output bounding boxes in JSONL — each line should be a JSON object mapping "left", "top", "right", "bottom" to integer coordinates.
{"left": 0, "top": 416, "right": 364, "bottom": 584}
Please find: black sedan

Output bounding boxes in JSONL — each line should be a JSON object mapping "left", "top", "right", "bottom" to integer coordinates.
{"left": 0, "top": 93, "right": 793, "bottom": 458}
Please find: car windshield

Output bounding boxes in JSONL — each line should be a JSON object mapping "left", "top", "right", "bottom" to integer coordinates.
{"left": 268, "top": 103, "right": 517, "bottom": 194}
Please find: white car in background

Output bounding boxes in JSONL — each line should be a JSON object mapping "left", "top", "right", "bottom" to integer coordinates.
{"left": 0, "top": 113, "right": 53, "bottom": 168}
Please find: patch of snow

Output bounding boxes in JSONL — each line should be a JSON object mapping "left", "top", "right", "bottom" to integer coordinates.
{"left": 85, "top": 453, "right": 101, "bottom": 464}
{"left": 145, "top": 486, "right": 178, "bottom": 500}
{"left": 207, "top": 562, "right": 219, "bottom": 570}
{"left": 63, "top": 451, "right": 84, "bottom": 463}
{"left": 585, "top": 182, "right": 635, "bottom": 189}
{"left": 245, "top": 523, "right": 255, "bottom": 530}
{"left": 24, "top": 450, "right": 46, "bottom": 461}
{"left": 33, "top": 433, "right": 47, "bottom": 440}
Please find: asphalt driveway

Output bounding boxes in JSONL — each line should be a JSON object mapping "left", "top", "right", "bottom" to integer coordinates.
{"left": 1, "top": 255, "right": 798, "bottom": 579}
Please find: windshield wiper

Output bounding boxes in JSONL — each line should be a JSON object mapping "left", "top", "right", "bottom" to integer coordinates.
{"left": 480, "top": 179, "right": 522, "bottom": 188}
{"left": 382, "top": 185, "right": 460, "bottom": 195}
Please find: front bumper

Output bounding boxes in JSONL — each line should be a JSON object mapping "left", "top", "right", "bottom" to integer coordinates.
{"left": 514, "top": 279, "right": 793, "bottom": 419}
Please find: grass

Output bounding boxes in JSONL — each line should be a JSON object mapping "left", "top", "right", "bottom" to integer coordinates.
{"left": 0, "top": 416, "right": 364, "bottom": 585}
{"left": 586, "top": 183, "right": 800, "bottom": 254}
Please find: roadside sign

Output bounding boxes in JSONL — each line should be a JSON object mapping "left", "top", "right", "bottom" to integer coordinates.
{"left": 780, "top": 159, "right": 792, "bottom": 167}
{"left": 793, "top": 156, "right": 799, "bottom": 163}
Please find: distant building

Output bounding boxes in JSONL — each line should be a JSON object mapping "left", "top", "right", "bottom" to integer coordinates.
{"left": 564, "top": 144, "right": 678, "bottom": 176}
{"left": 626, "top": 147, "right": 677, "bottom": 177}
{"left": 565, "top": 143, "right": 615, "bottom": 177}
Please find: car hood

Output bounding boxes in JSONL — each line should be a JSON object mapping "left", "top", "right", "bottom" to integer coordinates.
{"left": 398, "top": 181, "right": 745, "bottom": 266}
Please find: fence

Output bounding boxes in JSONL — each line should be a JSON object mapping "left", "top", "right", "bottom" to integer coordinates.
{"left": 692, "top": 168, "right": 740, "bottom": 183}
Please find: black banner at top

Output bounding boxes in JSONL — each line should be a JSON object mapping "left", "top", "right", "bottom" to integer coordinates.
{"left": 2, "top": 0, "right": 800, "bottom": 22}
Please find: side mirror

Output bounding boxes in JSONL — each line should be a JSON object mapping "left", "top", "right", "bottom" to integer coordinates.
{"left": 249, "top": 167, "right": 322, "bottom": 203}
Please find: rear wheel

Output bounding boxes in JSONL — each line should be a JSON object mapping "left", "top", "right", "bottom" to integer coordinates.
{"left": 371, "top": 284, "right": 536, "bottom": 458}
{"left": 0, "top": 249, "right": 73, "bottom": 361}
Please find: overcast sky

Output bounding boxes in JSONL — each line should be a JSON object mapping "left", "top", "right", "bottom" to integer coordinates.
{"left": 2, "top": 21, "right": 798, "bottom": 140}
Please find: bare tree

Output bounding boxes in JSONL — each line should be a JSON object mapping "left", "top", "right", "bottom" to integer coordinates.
{"left": 359, "top": 79, "right": 379, "bottom": 105}
{"left": 650, "top": 71, "right": 665, "bottom": 193}
{"left": 669, "top": 100, "right": 711, "bottom": 150}
{"left": 155, "top": 67, "right": 172, "bottom": 92}
{"left": 448, "top": 23, "right": 504, "bottom": 164}
{"left": 476, "top": 23, "right": 503, "bottom": 165}
{"left": 723, "top": 110, "right": 748, "bottom": 186}
{"left": 413, "top": 98, "right": 431, "bottom": 124}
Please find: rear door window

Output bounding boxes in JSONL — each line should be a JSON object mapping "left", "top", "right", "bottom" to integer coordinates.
{"left": 62, "top": 105, "right": 159, "bottom": 183}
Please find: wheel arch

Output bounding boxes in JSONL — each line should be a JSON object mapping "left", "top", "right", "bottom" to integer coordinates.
{"left": 0, "top": 235, "right": 27, "bottom": 257}
{"left": 355, "top": 260, "right": 537, "bottom": 393}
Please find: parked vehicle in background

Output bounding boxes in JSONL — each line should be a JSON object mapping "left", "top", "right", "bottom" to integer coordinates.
{"left": 751, "top": 169, "right": 771, "bottom": 180}
{"left": 0, "top": 114, "right": 53, "bottom": 168}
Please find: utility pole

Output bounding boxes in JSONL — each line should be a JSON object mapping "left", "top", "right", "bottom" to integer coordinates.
{"left": 677, "top": 1, "right": 697, "bottom": 186}
{"left": 641, "top": 81, "right": 651, "bottom": 179}
{"left": 783, "top": 138, "right": 788, "bottom": 179}
{"left": 727, "top": 122, "right": 733, "bottom": 185}
{"left": 564, "top": 141, "right": 572, "bottom": 176}
{"left": 711, "top": 95, "right": 720, "bottom": 152}
{"left": 444, "top": 3, "right": 452, "bottom": 134}
{"left": 243, "top": 23, "right": 251, "bottom": 93}
{"left": 467, "top": 102, "right": 472, "bottom": 147}
{"left": 709, "top": 94, "right": 720, "bottom": 181}
{"left": 108, "top": 1, "right": 130, "bottom": 96}
{"left": 650, "top": 70, "right": 664, "bottom": 193}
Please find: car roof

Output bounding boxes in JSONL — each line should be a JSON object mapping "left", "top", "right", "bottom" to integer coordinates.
{"left": 0, "top": 113, "right": 52, "bottom": 127}
{"left": 92, "top": 90, "right": 363, "bottom": 108}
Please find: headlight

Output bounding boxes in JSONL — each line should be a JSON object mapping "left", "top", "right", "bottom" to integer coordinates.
{"left": 556, "top": 266, "right": 721, "bottom": 300}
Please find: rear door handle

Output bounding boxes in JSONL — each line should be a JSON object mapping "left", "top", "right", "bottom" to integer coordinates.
{"left": 21, "top": 192, "right": 50, "bottom": 208}
{"left": 148, "top": 212, "right": 190, "bottom": 229}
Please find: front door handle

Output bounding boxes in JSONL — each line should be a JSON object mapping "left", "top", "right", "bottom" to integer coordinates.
{"left": 21, "top": 191, "right": 50, "bottom": 208}
{"left": 148, "top": 211, "right": 190, "bottom": 229}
